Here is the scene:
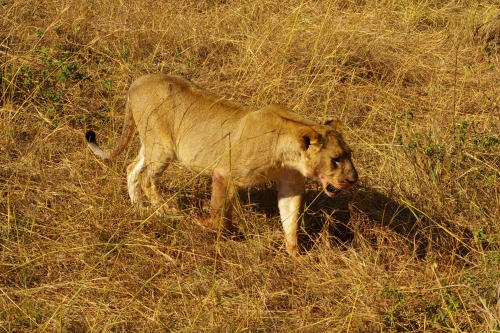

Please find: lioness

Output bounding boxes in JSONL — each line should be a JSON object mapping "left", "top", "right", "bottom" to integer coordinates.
{"left": 86, "top": 74, "right": 358, "bottom": 256}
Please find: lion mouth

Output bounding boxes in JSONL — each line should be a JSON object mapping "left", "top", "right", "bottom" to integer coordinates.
{"left": 325, "top": 184, "right": 342, "bottom": 197}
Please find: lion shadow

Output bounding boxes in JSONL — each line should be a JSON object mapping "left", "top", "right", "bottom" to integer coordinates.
{"left": 241, "top": 183, "right": 474, "bottom": 259}
{"left": 170, "top": 179, "right": 474, "bottom": 260}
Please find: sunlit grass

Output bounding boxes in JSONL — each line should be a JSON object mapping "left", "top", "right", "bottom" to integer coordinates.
{"left": 1, "top": 0, "right": 499, "bottom": 331}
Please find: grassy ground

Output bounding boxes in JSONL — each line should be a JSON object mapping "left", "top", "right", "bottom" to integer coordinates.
{"left": 1, "top": 0, "right": 499, "bottom": 331}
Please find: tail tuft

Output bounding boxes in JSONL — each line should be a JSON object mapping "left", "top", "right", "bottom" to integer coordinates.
{"left": 85, "top": 130, "right": 97, "bottom": 144}
{"left": 85, "top": 129, "right": 110, "bottom": 159}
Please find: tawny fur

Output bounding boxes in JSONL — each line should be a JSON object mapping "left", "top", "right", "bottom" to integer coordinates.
{"left": 86, "top": 74, "right": 358, "bottom": 256}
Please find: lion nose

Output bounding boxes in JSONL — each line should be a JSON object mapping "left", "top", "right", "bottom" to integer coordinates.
{"left": 345, "top": 169, "right": 358, "bottom": 184}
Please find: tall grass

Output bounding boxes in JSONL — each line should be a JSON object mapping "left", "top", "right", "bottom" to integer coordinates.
{"left": 1, "top": 0, "right": 499, "bottom": 331}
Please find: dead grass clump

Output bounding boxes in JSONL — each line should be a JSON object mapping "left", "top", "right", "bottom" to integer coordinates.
{"left": 1, "top": 0, "right": 499, "bottom": 331}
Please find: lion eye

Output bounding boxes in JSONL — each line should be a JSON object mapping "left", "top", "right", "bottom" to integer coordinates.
{"left": 332, "top": 157, "right": 341, "bottom": 166}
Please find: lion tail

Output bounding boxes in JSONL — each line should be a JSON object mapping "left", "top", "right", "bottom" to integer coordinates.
{"left": 85, "top": 93, "right": 136, "bottom": 160}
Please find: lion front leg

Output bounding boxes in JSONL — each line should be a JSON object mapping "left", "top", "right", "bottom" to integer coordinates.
{"left": 203, "top": 171, "right": 235, "bottom": 231}
{"left": 278, "top": 179, "right": 305, "bottom": 256}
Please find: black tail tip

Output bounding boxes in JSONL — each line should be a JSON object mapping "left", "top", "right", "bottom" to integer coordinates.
{"left": 85, "top": 130, "right": 97, "bottom": 144}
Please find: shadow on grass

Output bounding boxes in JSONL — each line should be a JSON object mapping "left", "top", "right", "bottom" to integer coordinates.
{"left": 243, "top": 184, "right": 475, "bottom": 260}
{"left": 169, "top": 179, "right": 475, "bottom": 260}
{"left": 303, "top": 186, "right": 428, "bottom": 258}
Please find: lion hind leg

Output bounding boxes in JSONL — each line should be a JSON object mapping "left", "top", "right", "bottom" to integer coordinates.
{"left": 142, "top": 148, "right": 177, "bottom": 213}
{"left": 126, "top": 145, "right": 145, "bottom": 205}
{"left": 204, "top": 171, "right": 235, "bottom": 231}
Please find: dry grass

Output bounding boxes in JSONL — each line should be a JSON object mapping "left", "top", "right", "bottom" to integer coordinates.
{"left": 1, "top": 0, "right": 499, "bottom": 331}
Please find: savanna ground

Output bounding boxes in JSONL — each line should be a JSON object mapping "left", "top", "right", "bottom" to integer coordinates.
{"left": 1, "top": 0, "right": 499, "bottom": 332}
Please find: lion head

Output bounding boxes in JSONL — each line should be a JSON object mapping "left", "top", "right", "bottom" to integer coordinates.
{"left": 299, "top": 120, "right": 358, "bottom": 197}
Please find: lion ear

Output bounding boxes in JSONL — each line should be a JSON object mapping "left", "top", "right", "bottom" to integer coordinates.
{"left": 324, "top": 117, "right": 343, "bottom": 132}
{"left": 301, "top": 128, "right": 323, "bottom": 151}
